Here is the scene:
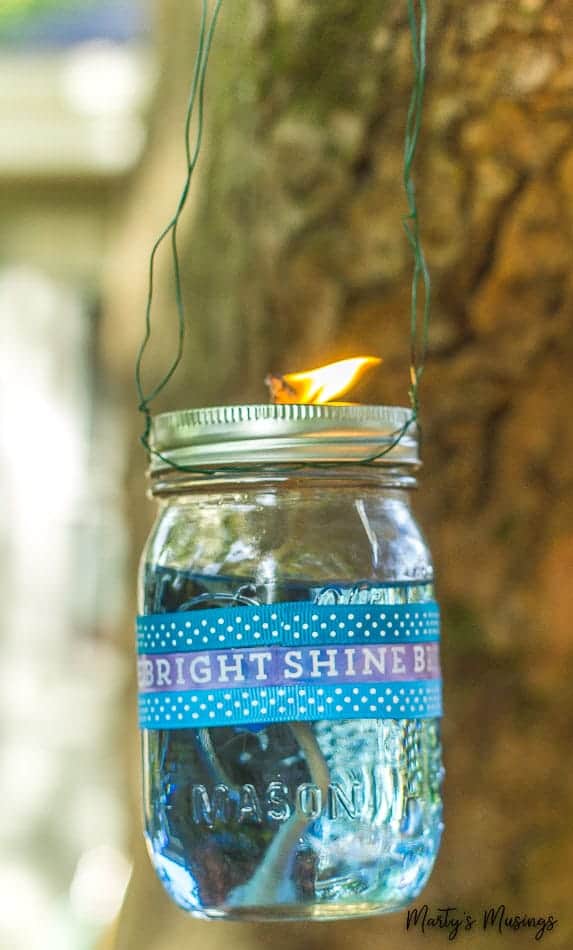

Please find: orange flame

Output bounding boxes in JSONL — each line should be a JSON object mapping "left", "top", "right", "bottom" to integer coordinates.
{"left": 266, "top": 356, "right": 382, "bottom": 405}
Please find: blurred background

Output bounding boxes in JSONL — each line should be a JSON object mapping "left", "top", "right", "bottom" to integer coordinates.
{"left": 1, "top": 1, "right": 572, "bottom": 949}
{"left": 0, "top": 2, "right": 149, "bottom": 949}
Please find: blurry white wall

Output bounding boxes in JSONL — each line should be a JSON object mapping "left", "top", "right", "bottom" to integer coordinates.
{"left": 0, "top": 4, "right": 154, "bottom": 947}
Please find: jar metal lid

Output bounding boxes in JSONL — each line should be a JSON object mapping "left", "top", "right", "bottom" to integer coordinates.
{"left": 149, "top": 404, "right": 419, "bottom": 472}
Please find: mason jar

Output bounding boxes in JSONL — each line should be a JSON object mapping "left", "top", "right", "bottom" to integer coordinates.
{"left": 137, "top": 404, "right": 443, "bottom": 921}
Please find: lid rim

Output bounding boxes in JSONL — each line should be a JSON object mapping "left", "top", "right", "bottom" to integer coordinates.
{"left": 149, "top": 404, "right": 419, "bottom": 472}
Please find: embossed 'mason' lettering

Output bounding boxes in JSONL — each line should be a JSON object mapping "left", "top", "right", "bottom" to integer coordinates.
{"left": 189, "top": 779, "right": 366, "bottom": 826}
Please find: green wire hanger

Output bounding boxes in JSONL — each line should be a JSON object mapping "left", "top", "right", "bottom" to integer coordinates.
{"left": 135, "top": 0, "right": 431, "bottom": 471}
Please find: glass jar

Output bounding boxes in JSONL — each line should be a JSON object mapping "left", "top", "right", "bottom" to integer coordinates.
{"left": 137, "top": 405, "right": 443, "bottom": 921}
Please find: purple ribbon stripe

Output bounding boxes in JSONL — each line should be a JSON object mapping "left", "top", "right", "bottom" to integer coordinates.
{"left": 138, "top": 640, "right": 440, "bottom": 693}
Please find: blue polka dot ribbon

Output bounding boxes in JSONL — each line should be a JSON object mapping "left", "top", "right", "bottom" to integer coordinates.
{"left": 137, "top": 600, "right": 441, "bottom": 729}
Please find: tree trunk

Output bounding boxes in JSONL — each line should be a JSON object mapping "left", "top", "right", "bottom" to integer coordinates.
{"left": 102, "top": 1, "right": 573, "bottom": 947}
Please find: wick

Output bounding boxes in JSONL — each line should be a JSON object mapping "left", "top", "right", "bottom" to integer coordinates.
{"left": 264, "top": 373, "right": 298, "bottom": 405}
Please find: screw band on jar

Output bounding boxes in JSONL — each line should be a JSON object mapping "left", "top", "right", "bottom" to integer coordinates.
{"left": 137, "top": 598, "right": 442, "bottom": 729}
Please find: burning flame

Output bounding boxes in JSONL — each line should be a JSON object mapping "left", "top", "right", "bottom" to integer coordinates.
{"left": 266, "top": 356, "right": 382, "bottom": 405}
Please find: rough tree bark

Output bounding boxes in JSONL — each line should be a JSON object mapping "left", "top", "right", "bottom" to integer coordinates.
{"left": 101, "top": 1, "right": 573, "bottom": 947}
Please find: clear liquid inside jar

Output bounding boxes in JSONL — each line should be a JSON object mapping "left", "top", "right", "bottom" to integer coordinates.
{"left": 138, "top": 465, "right": 444, "bottom": 921}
